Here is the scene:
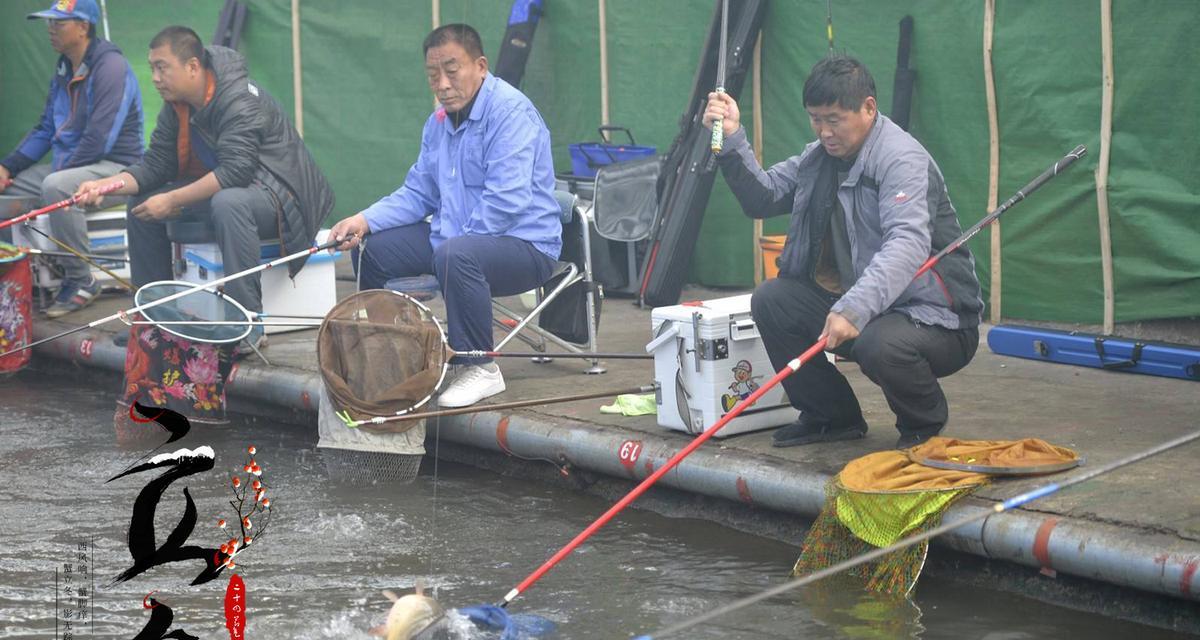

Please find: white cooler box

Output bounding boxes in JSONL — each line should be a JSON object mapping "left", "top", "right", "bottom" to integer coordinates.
{"left": 173, "top": 231, "right": 340, "bottom": 334}
{"left": 647, "top": 294, "right": 796, "bottom": 437}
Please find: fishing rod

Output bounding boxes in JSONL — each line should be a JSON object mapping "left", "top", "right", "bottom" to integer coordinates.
{"left": 826, "top": 0, "right": 835, "bottom": 52}
{"left": 20, "top": 222, "right": 134, "bottom": 290}
{"left": 709, "top": 0, "right": 730, "bottom": 154}
{"left": 342, "top": 384, "right": 656, "bottom": 427}
{"left": 0, "top": 181, "right": 124, "bottom": 231}
{"left": 636, "top": 426, "right": 1200, "bottom": 639}
{"left": 0, "top": 237, "right": 342, "bottom": 360}
{"left": 496, "top": 145, "right": 1087, "bottom": 608}
{"left": 21, "top": 247, "right": 130, "bottom": 264}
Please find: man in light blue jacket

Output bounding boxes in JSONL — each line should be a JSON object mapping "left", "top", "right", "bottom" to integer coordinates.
{"left": 330, "top": 24, "right": 561, "bottom": 409}
{"left": 705, "top": 55, "right": 983, "bottom": 450}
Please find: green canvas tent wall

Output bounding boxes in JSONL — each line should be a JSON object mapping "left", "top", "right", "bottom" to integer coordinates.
{"left": 2, "top": 0, "right": 1195, "bottom": 325}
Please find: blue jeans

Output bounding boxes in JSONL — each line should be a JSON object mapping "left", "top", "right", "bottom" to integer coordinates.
{"left": 355, "top": 222, "right": 556, "bottom": 364}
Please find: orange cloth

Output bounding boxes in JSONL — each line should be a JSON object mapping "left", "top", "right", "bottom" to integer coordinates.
{"left": 838, "top": 449, "right": 987, "bottom": 494}
{"left": 173, "top": 69, "right": 217, "bottom": 180}
{"left": 907, "top": 436, "right": 1080, "bottom": 471}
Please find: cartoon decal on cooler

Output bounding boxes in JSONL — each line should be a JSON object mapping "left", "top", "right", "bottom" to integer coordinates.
{"left": 721, "top": 359, "right": 762, "bottom": 412}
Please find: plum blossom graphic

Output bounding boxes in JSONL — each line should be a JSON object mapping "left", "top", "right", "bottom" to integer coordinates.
{"left": 214, "top": 446, "right": 274, "bottom": 571}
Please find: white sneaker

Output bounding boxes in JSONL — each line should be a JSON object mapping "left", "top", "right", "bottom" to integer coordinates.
{"left": 437, "top": 364, "right": 505, "bottom": 408}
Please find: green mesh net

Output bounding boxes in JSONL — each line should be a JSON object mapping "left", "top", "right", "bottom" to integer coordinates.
{"left": 792, "top": 439, "right": 1079, "bottom": 596}
{"left": 793, "top": 479, "right": 976, "bottom": 595}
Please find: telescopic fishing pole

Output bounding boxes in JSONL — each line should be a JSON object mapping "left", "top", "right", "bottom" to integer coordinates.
{"left": 709, "top": 0, "right": 730, "bottom": 154}
{"left": 826, "top": 0, "right": 835, "bottom": 52}
{"left": 497, "top": 145, "right": 1087, "bottom": 608}
{"left": 636, "top": 425, "right": 1200, "bottom": 639}
{"left": 21, "top": 248, "right": 130, "bottom": 264}
{"left": 20, "top": 222, "right": 134, "bottom": 290}
{"left": 0, "top": 238, "right": 342, "bottom": 360}
{"left": 0, "top": 181, "right": 124, "bottom": 231}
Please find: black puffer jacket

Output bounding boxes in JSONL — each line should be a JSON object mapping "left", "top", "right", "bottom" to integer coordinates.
{"left": 125, "top": 46, "right": 334, "bottom": 276}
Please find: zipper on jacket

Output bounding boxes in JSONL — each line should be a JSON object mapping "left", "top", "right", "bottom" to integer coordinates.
{"left": 53, "top": 74, "right": 88, "bottom": 141}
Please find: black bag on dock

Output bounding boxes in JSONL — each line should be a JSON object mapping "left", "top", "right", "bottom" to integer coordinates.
{"left": 637, "top": 0, "right": 766, "bottom": 308}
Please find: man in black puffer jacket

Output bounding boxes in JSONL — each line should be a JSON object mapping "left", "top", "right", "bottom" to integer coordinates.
{"left": 78, "top": 25, "right": 333, "bottom": 346}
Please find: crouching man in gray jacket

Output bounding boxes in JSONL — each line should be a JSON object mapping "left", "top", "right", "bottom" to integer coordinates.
{"left": 704, "top": 55, "right": 983, "bottom": 450}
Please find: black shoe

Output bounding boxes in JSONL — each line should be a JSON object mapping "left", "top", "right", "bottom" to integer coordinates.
{"left": 895, "top": 427, "right": 945, "bottom": 450}
{"left": 772, "top": 415, "right": 868, "bottom": 448}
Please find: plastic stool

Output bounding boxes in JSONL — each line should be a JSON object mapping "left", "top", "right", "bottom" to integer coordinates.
{"left": 384, "top": 273, "right": 441, "bottom": 302}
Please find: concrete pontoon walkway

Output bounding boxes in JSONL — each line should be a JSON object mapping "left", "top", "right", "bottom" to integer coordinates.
{"left": 23, "top": 254, "right": 1200, "bottom": 630}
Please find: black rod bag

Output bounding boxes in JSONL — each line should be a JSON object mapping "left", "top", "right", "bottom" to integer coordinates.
{"left": 493, "top": 0, "right": 546, "bottom": 89}
{"left": 891, "top": 16, "right": 916, "bottom": 131}
{"left": 637, "top": 0, "right": 766, "bottom": 308}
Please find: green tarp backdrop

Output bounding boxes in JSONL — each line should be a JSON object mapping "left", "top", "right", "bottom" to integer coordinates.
{"left": 1, "top": 1, "right": 1196, "bottom": 324}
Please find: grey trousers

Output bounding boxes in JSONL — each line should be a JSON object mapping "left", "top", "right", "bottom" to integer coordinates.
{"left": 127, "top": 181, "right": 286, "bottom": 313}
{"left": 2, "top": 161, "right": 129, "bottom": 281}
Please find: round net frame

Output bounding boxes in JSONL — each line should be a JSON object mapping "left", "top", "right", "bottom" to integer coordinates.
{"left": 133, "top": 280, "right": 256, "bottom": 344}
{"left": 317, "top": 289, "right": 449, "bottom": 432}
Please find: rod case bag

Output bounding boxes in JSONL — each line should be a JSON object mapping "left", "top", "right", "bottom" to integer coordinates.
{"left": 637, "top": 0, "right": 766, "bottom": 308}
{"left": 493, "top": 0, "right": 545, "bottom": 89}
{"left": 987, "top": 324, "right": 1200, "bottom": 382}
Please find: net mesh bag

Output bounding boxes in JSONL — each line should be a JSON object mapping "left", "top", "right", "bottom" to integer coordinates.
{"left": 793, "top": 438, "right": 1080, "bottom": 595}
{"left": 316, "top": 290, "right": 449, "bottom": 483}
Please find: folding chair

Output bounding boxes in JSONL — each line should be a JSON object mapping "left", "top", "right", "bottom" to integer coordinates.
{"left": 386, "top": 191, "right": 606, "bottom": 374}
{"left": 491, "top": 190, "right": 605, "bottom": 373}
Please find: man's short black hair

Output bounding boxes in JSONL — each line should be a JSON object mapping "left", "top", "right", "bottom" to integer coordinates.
{"left": 87, "top": 22, "right": 96, "bottom": 39}
{"left": 803, "top": 55, "right": 876, "bottom": 111}
{"left": 149, "top": 25, "right": 205, "bottom": 65}
{"left": 423, "top": 23, "right": 484, "bottom": 59}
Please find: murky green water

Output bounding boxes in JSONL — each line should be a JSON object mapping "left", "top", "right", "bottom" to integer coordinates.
{"left": 0, "top": 372, "right": 1190, "bottom": 639}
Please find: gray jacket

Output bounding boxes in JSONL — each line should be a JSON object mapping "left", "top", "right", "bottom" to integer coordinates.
{"left": 125, "top": 46, "right": 334, "bottom": 276}
{"left": 717, "top": 113, "right": 982, "bottom": 331}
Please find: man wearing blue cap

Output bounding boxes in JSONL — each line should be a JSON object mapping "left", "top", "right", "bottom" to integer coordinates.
{"left": 0, "top": 0, "right": 144, "bottom": 318}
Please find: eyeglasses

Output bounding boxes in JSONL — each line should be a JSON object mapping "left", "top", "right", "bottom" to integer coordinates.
{"left": 47, "top": 19, "right": 83, "bottom": 30}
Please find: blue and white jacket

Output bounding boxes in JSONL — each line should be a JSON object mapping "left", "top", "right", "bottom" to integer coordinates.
{"left": 1, "top": 38, "right": 144, "bottom": 175}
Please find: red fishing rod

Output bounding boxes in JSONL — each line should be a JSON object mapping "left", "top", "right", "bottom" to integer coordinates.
{"left": 0, "top": 180, "right": 124, "bottom": 231}
{"left": 499, "top": 144, "right": 1087, "bottom": 607}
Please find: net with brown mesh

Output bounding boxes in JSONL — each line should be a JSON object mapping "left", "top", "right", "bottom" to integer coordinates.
{"left": 318, "top": 289, "right": 449, "bottom": 430}
{"left": 316, "top": 290, "right": 450, "bottom": 483}
{"left": 793, "top": 438, "right": 1079, "bottom": 596}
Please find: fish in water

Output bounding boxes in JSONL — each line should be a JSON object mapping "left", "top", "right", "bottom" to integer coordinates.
{"left": 369, "top": 584, "right": 446, "bottom": 640}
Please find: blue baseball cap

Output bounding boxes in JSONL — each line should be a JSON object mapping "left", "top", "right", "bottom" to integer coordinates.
{"left": 28, "top": 0, "right": 100, "bottom": 24}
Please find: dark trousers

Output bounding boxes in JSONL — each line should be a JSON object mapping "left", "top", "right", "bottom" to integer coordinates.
{"left": 355, "top": 222, "right": 556, "bottom": 365}
{"left": 127, "top": 182, "right": 284, "bottom": 313}
{"left": 751, "top": 276, "right": 979, "bottom": 436}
